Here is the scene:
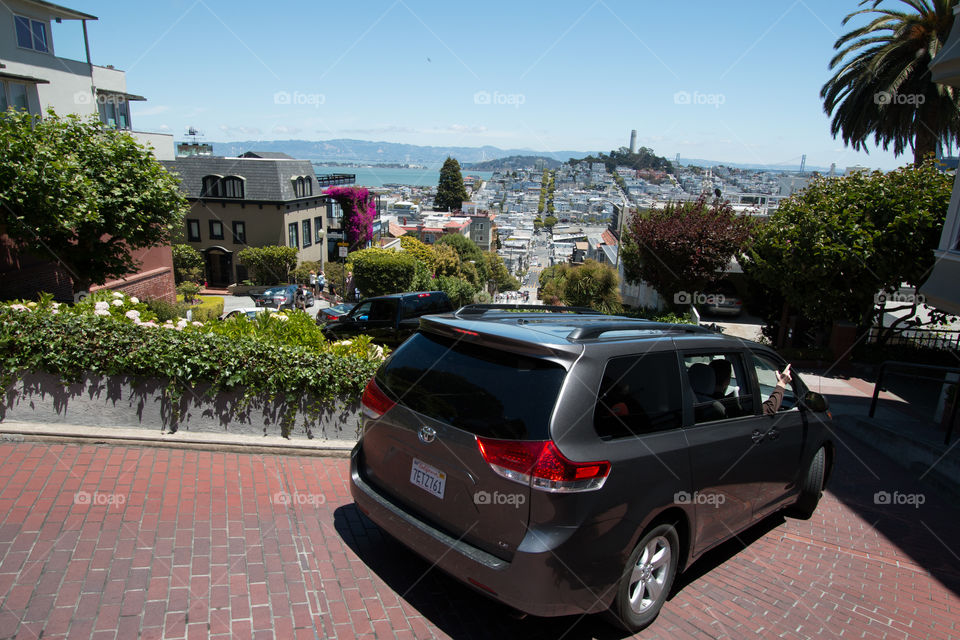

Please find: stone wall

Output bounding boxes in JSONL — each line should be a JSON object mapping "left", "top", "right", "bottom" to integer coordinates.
{"left": 1, "top": 372, "right": 362, "bottom": 441}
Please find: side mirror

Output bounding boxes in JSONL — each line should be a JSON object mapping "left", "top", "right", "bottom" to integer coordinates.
{"left": 802, "top": 391, "right": 829, "bottom": 413}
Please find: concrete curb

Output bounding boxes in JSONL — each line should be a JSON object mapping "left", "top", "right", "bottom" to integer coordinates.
{"left": 0, "top": 421, "right": 356, "bottom": 458}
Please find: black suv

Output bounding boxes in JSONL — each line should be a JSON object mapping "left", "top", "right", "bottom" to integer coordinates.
{"left": 320, "top": 291, "right": 453, "bottom": 347}
{"left": 350, "top": 305, "right": 833, "bottom": 632}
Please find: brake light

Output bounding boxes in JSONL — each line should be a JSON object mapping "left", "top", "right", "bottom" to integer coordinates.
{"left": 476, "top": 438, "right": 610, "bottom": 492}
{"left": 361, "top": 378, "right": 395, "bottom": 420}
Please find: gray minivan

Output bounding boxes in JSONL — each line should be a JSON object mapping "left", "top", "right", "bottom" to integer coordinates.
{"left": 349, "top": 306, "right": 833, "bottom": 632}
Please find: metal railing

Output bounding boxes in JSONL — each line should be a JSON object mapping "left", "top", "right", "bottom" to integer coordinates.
{"left": 868, "top": 361, "right": 960, "bottom": 445}
{"left": 867, "top": 326, "right": 960, "bottom": 352}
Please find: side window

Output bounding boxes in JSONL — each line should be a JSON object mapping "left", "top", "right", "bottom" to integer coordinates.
{"left": 593, "top": 352, "right": 682, "bottom": 439}
{"left": 369, "top": 300, "right": 397, "bottom": 322}
{"left": 683, "top": 353, "right": 755, "bottom": 424}
{"left": 352, "top": 301, "right": 372, "bottom": 320}
{"left": 751, "top": 353, "right": 797, "bottom": 412}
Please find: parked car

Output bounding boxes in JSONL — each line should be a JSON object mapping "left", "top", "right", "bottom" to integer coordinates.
{"left": 252, "top": 285, "right": 314, "bottom": 310}
{"left": 315, "top": 302, "right": 357, "bottom": 325}
{"left": 700, "top": 285, "right": 743, "bottom": 317}
{"left": 350, "top": 305, "right": 833, "bottom": 632}
{"left": 218, "top": 307, "right": 279, "bottom": 321}
{"left": 321, "top": 291, "right": 453, "bottom": 347}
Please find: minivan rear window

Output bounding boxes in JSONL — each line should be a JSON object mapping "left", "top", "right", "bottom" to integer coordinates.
{"left": 376, "top": 332, "right": 565, "bottom": 440}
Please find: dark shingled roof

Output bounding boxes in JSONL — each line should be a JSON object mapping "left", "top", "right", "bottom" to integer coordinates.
{"left": 239, "top": 151, "right": 295, "bottom": 159}
{"left": 161, "top": 157, "right": 320, "bottom": 202}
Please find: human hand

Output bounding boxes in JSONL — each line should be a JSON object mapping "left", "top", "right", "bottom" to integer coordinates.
{"left": 776, "top": 363, "right": 792, "bottom": 387}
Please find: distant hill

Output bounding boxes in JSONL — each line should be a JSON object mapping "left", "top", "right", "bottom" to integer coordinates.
{"left": 204, "top": 139, "right": 595, "bottom": 166}
{"left": 571, "top": 146, "right": 674, "bottom": 174}
{"left": 463, "top": 155, "right": 563, "bottom": 171}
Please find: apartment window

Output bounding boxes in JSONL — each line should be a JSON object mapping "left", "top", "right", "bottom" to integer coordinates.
{"left": 209, "top": 220, "right": 224, "bottom": 240}
{"left": 288, "top": 222, "right": 299, "bottom": 249}
{"left": 302, "top": 219, "right": 312, "bottom": 248}
{"left": 331, "top": 203, "right": 343, "bottom": 218}
{"left": 292, "top": 176, "right": 313, "bottom": 198}
{"left": 314, "top": 217, "right": 324, "bottom": 243}
{"left": 15, "top": 16, "right": 48, "bottom": 52}
{"left": 201, "top": 175, "right": 244, "bottom": 198}
{"left": 186, "top": 219, "right": 201, "bottom": 242}
{"left": 0, "top": 81, "right": 30, "bottom": 113}
{"left": 97, "top": 94, "right": 130, "bottom": 130}
{"left": 232, "top": 221, "right": 246, "bottom": 244}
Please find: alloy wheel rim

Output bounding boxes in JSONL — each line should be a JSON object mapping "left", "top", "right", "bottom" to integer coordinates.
{"left": 628, "top": 535, "right": 671, "bottom": 615}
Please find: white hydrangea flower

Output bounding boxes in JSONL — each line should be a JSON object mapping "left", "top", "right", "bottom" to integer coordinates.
{"left": 94, "top": 301, "right": 109, "bottom": 311}
{"left": 8, "top": 304, "right": 28, "bottom": 312}
{"left": 125, "top": 310, "right": 140, "bottom": 320}
{"left": 176, "top": 319, "right": 188, "bottom": 328}
{"left": 192, "top": 321, "right": 203, "bottom": 326}
{"left": 111, "top": 299, "right": 123, "bottom": 307}
{"left": 139, "top": 321, "right": 157, "bottom": 328}
{"left": 129, "top": 296, "right": 139, "bottom": 304}
{"left": 112, "top": 292, "right": 124, "bottom": 299}
{"left": 94, "top": 309, "right": 110, "bottom": 316}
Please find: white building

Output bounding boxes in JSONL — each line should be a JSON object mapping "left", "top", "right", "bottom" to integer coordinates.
{"left": 0, "top": 0, "right": 173, "bottom": 159}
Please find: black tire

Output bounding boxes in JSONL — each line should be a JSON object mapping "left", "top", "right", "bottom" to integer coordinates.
{"left": 792, "top": 447, "right": 825, "bottom": 519}
{"left": 607, "top": 523, "right": 679, "bottom": 633}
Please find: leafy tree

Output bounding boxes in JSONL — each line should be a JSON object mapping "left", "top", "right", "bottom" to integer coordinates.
{"left": 435, "top": 275, "right": 476, "bottom": 307}
{"left": 621, "top": 195, "right": 753, "bottom": 309}
{"left": 433, "top": 243, "right": 461, "bottom": 278}
{"left": 291, "top": 260, "right": 324, "bottom": 284}
{"left": 746, "top": 161, "right": 953, "bottom": 341}
{"left": 172, "top": 244, "right": 204, "bottom": 284}
{"left": 0, "top": 109, "right": 188, "bottom": 293}
{"left": 435, "top": 157, "right": 469, "bottom": 212}
{"left": 538, "top": 261, "right": 621, "bottom": 314}
{"left": 543, "top": 215, "right": 558, "bottom": 230}
{"left": 237, "top": 246, "right": 298, "bottom": 285}
{"left": 350, "top": 248, "right": 417, "bottom": 297}
{"left": 570, "top": 146, "right": 673, "bottom": 174}
{"left": 436, "top": 233, "right": 487, "bottom": 280}
{"left": 821, "top": 0, "right": 960, "bottom": 165}
{"left": 399, "top": 235, "right": 437, "bottom": 272}
{"left": 533, "top": 217, "right": 544, "bottom": 230}
{"left": 484, "top": 252, "right": 519, "bottom": 292}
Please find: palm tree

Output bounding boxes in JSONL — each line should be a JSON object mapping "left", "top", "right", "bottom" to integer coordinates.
{"left": 821, "top": 0, "right": 960, "bottom": 164}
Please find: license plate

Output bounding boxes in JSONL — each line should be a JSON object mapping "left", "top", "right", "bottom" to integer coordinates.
{"left": 410, "top": 458, "right": 446, "bottom": 499}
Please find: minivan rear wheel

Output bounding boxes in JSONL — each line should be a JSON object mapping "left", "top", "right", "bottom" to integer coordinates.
{"left": 608, "top": 523, "right": 679, "bottom": 632}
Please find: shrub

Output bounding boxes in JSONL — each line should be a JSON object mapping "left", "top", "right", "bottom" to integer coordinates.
{"left": 177, "top": 281, "right": 201, "bottom": 303}
{"left": 187, "top": 297, "right": 224, "bottom": 322}
{"left": 350, "top": 249, "right": 417, "bottom": 297}
{"left": 172, "top": 244, "right": 204, "bottom": 284}
{"left": 436, "top": 275, "right": 476, "bottom": 307}
{"left": 144, "top": 297, "right": 192, "bottom": 322}
{"left": 237, "top": 246, "right": 298, "bottom": 285}
{"left": 291, "top": 260, "right": 324, "bottom": 285}
{"left": 0, "top": 298, "right": 386, "bottom": 437}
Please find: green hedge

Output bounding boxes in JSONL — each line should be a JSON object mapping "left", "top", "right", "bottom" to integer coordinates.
{"left": 0, "top": 293, "right": 384, "bottom": 437}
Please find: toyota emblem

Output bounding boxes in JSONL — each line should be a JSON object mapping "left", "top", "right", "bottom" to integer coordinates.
{"left": 418, "top": 426, "right": 437, "bottom": 444}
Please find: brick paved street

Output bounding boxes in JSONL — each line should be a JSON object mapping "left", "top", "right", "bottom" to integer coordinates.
{"left": 0, "top": 436, "right": 956, "bottom": 639}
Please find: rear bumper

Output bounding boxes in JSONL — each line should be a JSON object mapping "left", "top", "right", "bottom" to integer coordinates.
{"left": 349, "top": 445, "right": 614, "bottom": 618}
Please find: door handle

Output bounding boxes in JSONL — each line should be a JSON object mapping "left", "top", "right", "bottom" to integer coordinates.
{"left": 751, "top": 430, "right": 764, "bottom": 444}
{"left": 766, "top": 428, "right": 780, "bottom": 441}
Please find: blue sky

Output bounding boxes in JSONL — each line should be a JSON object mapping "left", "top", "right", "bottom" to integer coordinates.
{"left": 52, "top": 0, "right": 925, "bottom": 169}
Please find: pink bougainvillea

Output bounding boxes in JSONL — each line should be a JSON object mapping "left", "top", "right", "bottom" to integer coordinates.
{"left": 325, "top": 186, "right": 375, "bottom": 249}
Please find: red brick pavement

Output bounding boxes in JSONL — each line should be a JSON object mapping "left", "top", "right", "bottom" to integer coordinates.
{"left": 0, "top": 439, "right": 956, "bottom": 639}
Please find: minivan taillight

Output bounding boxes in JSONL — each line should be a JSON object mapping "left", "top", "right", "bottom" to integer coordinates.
{"left": 361, "top": 378, "right": 395, "bottom": 420}
{"left": 476, "top": 438, "right": 610, "bottom": 492}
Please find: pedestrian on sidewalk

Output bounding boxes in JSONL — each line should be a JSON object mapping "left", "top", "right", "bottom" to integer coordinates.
{"left": 309, "top": 270, "right": 317, "bottom": 295}
{"left": 318, "top": 271, "right": 326, "bottom": 298}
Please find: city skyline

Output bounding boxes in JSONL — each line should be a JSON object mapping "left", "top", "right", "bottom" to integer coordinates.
{"left": 49, "top": 0, "right": 945, "bottom": 171}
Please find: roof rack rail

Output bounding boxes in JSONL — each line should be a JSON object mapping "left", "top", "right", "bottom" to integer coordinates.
{"left": 566, "top": 321, "right": 708, "bottom": 341}
{"left": 454, "top": 304, "right": 604, "bottom": 317}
